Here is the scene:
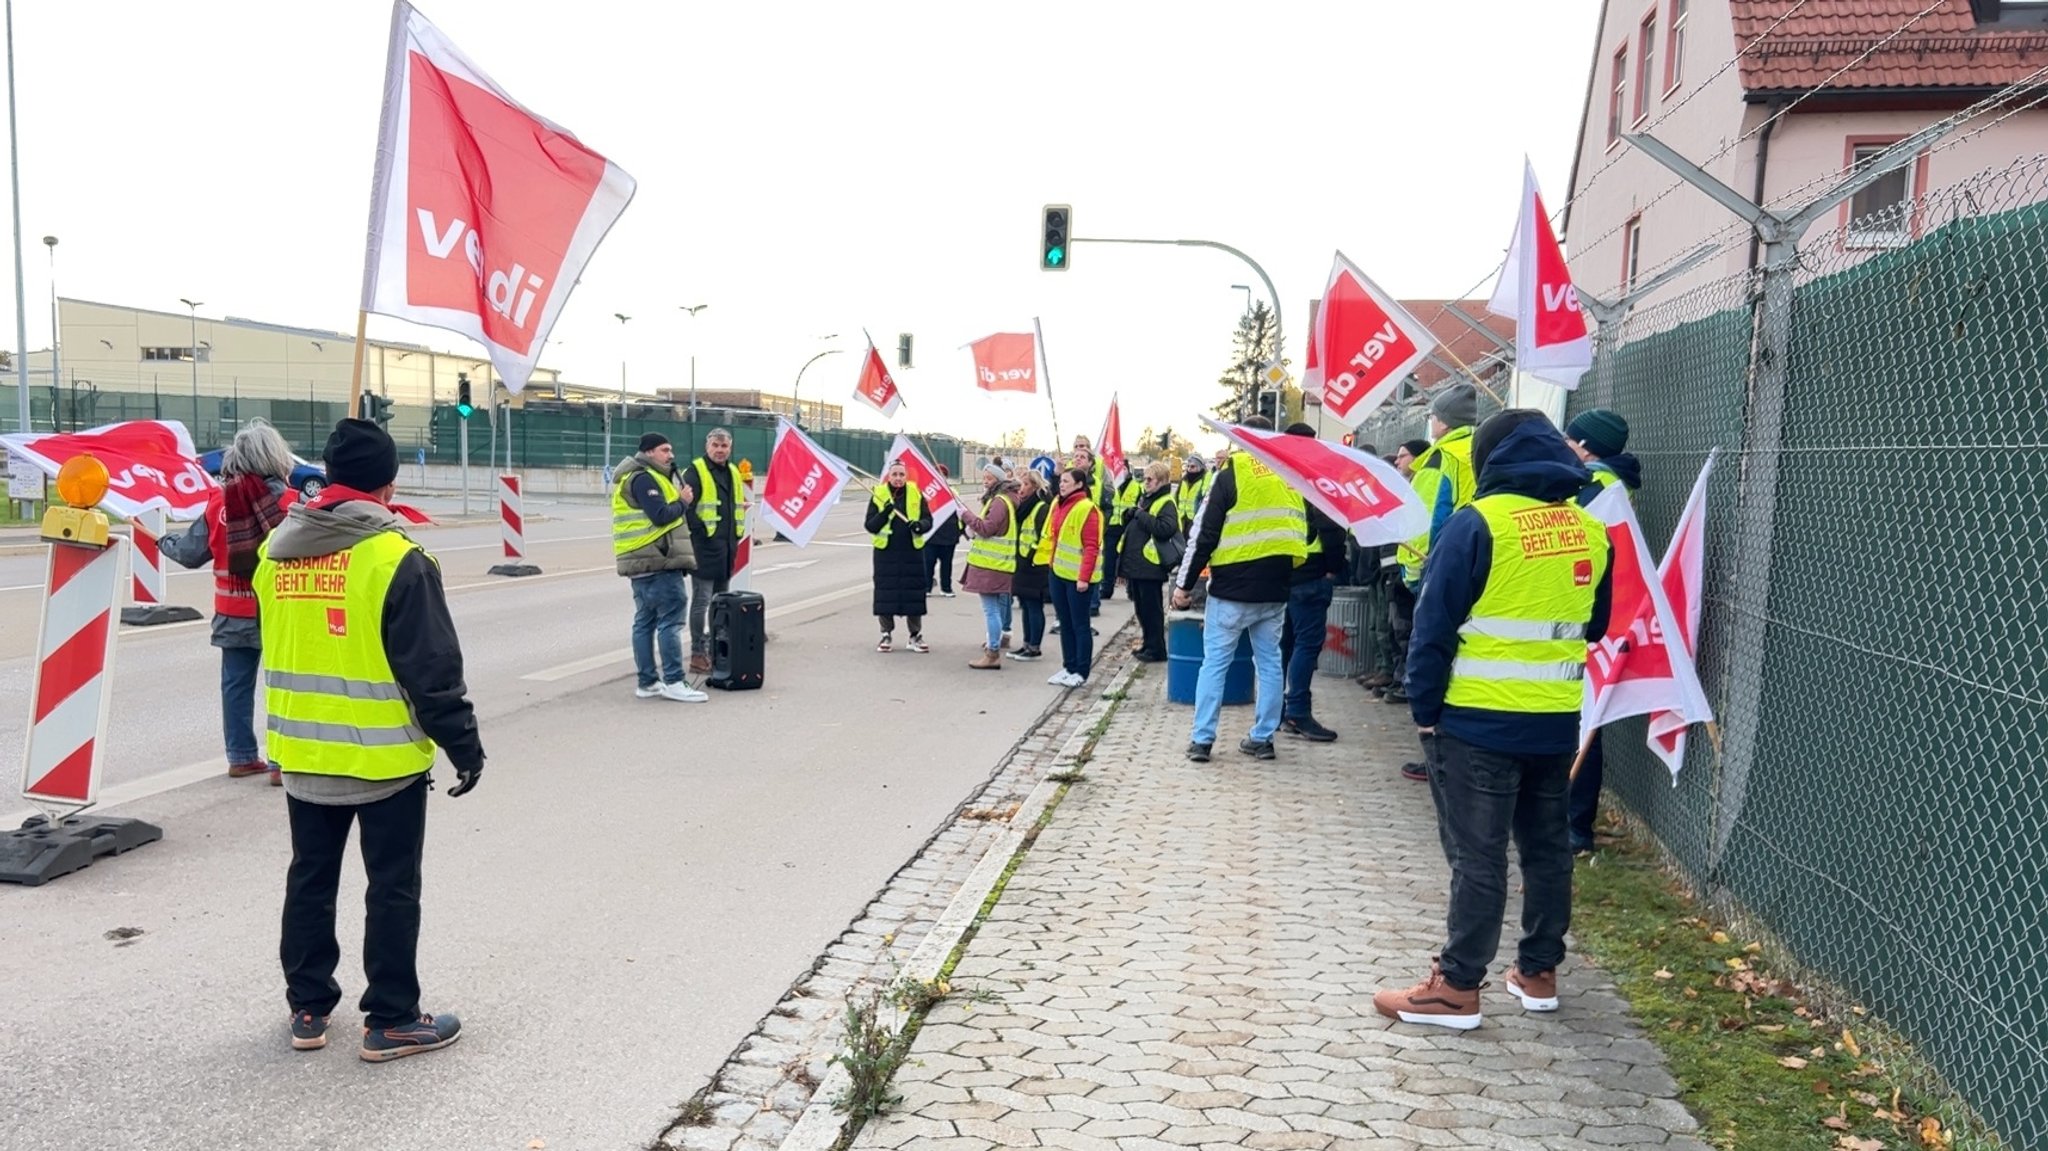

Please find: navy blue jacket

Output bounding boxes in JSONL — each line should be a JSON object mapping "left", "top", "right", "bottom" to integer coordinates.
{"left": 1406, "top": 420, "right": 1614, "bottom": 755}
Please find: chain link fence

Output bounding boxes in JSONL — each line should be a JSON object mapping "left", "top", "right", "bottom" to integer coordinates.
{"left": 1565, "top": 153, "right": 2048, "bottom": 1151}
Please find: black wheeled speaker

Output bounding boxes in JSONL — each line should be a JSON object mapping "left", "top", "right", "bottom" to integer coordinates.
{"left": 708, "top": 590, "right": 765, "bottom": 690}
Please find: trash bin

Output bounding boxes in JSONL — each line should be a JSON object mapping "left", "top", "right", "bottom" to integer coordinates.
{"left": 1320, "top": 587, "right": 1369, "bottom": 678}
{"left": 1166, "top": 614, "right": 1255, "bottom": 706}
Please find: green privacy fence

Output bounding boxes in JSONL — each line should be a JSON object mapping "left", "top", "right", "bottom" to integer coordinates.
{"left": 1563, "top": 157, "right": 2048, "bottom": 1151}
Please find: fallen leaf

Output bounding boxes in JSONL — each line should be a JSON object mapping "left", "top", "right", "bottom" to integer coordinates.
{"left": 1654, "top": 968, "right": 1675, "bottom": 981}
{"left": 1745, "top": 942, "right": 1764, "bottom": 954}
{"left": 1813, "top": 1045, "right": 1829, "bottom": 1059}
{"left": 1719, "top": 1016, "right": 1747, "bottom": 1031}
{"left": 1917, "top": 1117, "right": 1947, "bottom": 1148}
{"left": 1812, "top": 1078, "right": 1834, "bottom": 1095}
{"left": 1712, "top": 930, "right": 1731, "bottom": 945}
{"left": 1756, "top": 1024, "right": 1788, "bottom": 1034}
{"left": 1779, "top": 1056, "right": 1810, "bottom": 1069}
{"left": 1726, "top": 957, "right": 1751, "bottom": 972}
{"left": 1853, "top": 1091, "right": 1882, "bottom": 1108}
{"left": 1852, "top": 1005, "right": 1868, "bottom": 1016}
{"left": 1683, "top": 987, "right": 1699, "bottom": 1000}
{"left": 1843, "top": 1029, "right": 1863, "bottom": 1058}
{"left": 529, "top": 1141, "right": 546, "bottom": 1150}
{"left": 1796, "top": 1006, "right": 1815, "bottom": 1018}
{"left": 1824, "top": 1115, "right": 1853, "bottom": 1130}
{"left": 1836, "top": 1138, "right": 1883, "bottom": 1151}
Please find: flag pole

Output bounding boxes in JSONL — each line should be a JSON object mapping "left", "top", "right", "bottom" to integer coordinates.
{"left": 1430, "top": 339, "right": 1507, "bottom": 407}
{"left": 347, "top": 309, "right": 370, "bottom": 421}
{"left": 1034, "top": 315, "right": 1062, "bottom": 448}
{"left": 860, "top": 326, "right": 946, "bottom": 469}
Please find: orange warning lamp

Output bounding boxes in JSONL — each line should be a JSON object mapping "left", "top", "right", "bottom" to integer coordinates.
{"left": 737, "top": 458, "right": 754, "bottom": 483}
{"left": 41, "top": 453, "right": 113, "bottom": 548}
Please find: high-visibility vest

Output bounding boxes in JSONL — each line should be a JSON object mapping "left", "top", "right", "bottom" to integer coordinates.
{"left": 1178, "top": 474, "right": 1209, "bottom": 529}
{"left": 871, "top": 483, "right": 926, "bottom": 549}
{"left": 1017, "top": 498, "right": 1048, "bottom": 561}
{"left": 1109, "top": 474, "right": 1140, "bottom": 527}
{"left": 1137, "top": 489, "right": 1176, "bottom": 565}
{"left": 1048, "top": 496, "right": 1101, "bottom": 581}
{"left": 1443, "top": 493, "right": 1608, "bottom": 714}
{"left": 1402, "top": 425, "right": 1477, "bottom": 584}
{"left": 692, "top": 458, "right": 745, "bottom": 538}
{"left": 1575, "top": 462, "right": 1626, "bottom": 508}
{"left": 255, "top": 531, "right": 438, "bottom": 780}
{"left": 611, "top": 465, "right": 684, "bottom": 558}
{"left": 1211, "top": 454, "right": 1309, "bottom": 569}
{"left": 966, "top": 493, "right": 1019, "bottom": 575}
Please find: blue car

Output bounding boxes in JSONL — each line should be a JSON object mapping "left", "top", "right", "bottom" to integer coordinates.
{"left": 198, "top": 448, "right": 328, "bottom": 498}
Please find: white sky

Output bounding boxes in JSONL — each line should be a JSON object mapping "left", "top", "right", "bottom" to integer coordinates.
{"left": 5, "top": 0, "right": 1603, "bottom": 449}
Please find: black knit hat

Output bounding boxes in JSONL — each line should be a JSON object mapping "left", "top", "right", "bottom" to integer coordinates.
{"left": 1566, "top": 408, "right": 1630, "bottom": 458}
{"left": 323, "top": 418, "right": 398, "bottom": 492}
{"left": 638, "top": 432, "right": 670, "bottom": 453}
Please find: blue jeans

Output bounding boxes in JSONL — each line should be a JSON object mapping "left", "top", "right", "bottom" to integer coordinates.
{"left": 1192, "top": 597, "right": 1285, "bottom": 746}
{"left": 220, "top": 645, "right": 262, "bottom": 764}
{"left": 1048, "top": 578, "right": 1093, "bottom": 677}
{"left": 978, "top": 592, "right": 1013, "bottom": 651}
{"left": 631, "top": 572, "right": 688, "bottom": 688}
{"left": 1018, "top": 597, "right": 1045, "bottom": 648}
{"left": 1282, "top": 579, "right": 1334, "bottom": 720}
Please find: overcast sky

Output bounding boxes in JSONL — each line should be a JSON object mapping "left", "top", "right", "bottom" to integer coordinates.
{"left": 5, "top": 0, "right": 1604, "bottom": 448}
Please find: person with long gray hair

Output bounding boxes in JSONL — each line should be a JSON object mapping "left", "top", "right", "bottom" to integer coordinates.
{"left": 165, "top": 418, "right": 299, "bottom": 784}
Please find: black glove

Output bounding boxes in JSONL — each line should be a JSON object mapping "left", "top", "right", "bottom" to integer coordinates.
{"left": 448, "top": 762, "right": 482, "bottom": 798}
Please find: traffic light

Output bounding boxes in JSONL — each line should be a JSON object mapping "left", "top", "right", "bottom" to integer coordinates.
{"left": 456, "top": 373, "right": 474, "bottom": 419}
{"left": 1255, "top": 391, "right": 1279, "bottom": 424}
{"left": 361, "top": 393, "right": 393, "bottom": 427}
{"left": 897, "top": 332, "right": 914, "bottom": 369}
{"left": 1041, "top": 204, "right": 1072, "bottom": 270}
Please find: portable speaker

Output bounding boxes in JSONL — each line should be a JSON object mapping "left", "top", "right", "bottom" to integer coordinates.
{"left": 708, "top": 590, "right": 765, "bottom": 691}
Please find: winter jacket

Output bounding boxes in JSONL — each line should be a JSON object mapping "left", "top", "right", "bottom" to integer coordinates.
{"left": 163, "top": 476, "right": 292, "bottom": 649}
{"left": 1042, "top": 488, "right": 1102, "bottom": 586}
{"left": 614, "top": 454, "right": 697, "bottom": 577}
{"left": 865, "top": 485, "right": 932, "bottom": 618}
{"left": 957, "top": 481, "right": 1021, "bottom": 596}
{"left": 683, "top": 457, "right": 743, "bottom": 580}
{"left": 1117, "top": 485, "right": 1180, "bottom": 582}
{"left": 1010, "top": 493, "right": 1051, "bottom": 602}
{"left": 1174, "top": 464, "right": 1292, "bottom": 604}
{"left": 1292, "top": 503, "right": 1349, "bottom": 586}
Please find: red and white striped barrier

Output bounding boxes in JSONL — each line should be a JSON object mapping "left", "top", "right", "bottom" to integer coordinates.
{"left": 119, "top": 511, "right": 203, "bottom": 626}
{"left": 22, "top": 537, "right": 127, "bottom": 809}
{"left": 730, "top": 473, "right": 755, "bottom": 593}
{"left": 488, "top": 473, "right": 541, "bottom": 577}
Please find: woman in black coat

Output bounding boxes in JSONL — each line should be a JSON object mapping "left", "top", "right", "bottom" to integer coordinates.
{"left": 1117, "top": 459, "right": 1181, "bottom": 662}
{"left": 1005, "top": 467, "right": 1052, "bottom": 661}
{"left": 925, "top": 463, "right": 963, "bottom": 596}
{"left": 865, "top": 459, "right": 933, "bottom": 652}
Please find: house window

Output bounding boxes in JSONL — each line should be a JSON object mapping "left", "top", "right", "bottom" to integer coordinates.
{"left": 1622, "top": 215, "right": 1644, "bottom": 292}
{"left": 141, "top": 346, "right": 208, "bottom": 363}
{"left": 1609, "top": 46, "right": 1629, "bottom": 144}
{"left": 1637, "top": 14, "right": 1657, "bottom": 121}
{"left": 1847, "top": 143, "right": 1915, "bottom": 247}
{"left": 1667, "top": 0, "right": 1688, "bottom": 90}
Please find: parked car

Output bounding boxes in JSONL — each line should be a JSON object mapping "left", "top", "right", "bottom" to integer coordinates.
{"left": 197, "top": 448, "right": 327, "bottom": 498}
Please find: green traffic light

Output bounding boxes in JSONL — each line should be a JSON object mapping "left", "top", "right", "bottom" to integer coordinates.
{"left": 1046, "top": 246, "right": 1065, "bottom": 267}
{"left": 457, "top": 402, "right": 473, "bottom": 418}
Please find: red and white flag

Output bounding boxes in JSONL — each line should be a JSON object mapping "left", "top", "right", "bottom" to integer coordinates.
{"left": 852, "top": 339, "right": 903, "bottom": 417}
{"left": 1646, "top": 452, "right": 1718, "bottom": 779}
{"left": 1096, "top": 394, "right": 1128, "bottom": 484}
{"left": 1200, "top": 417, "right": 1427, "bottom": 546}
{"left": 758, "top": 419, "right": 854, "bottom": 548}
{"left": 1579, "top": 483, "right": 1713, "bottom": 762}
{"left": 968, "top": 332, "right": 1037, "bottom": 393}
{"left": 2, "top": 420, "right": 215, "bottom": 520}
{"left": 884, "top": 435, "right": 959, "bottom": 534}
{"left": 1312, "top": 251, "right": 1438, "bottom": 429}
{"left": 1487, "top": 158, "right": 1594, "bottom": 390}
{"left": 359, "top": 1, "right": 636, "bottom": 395}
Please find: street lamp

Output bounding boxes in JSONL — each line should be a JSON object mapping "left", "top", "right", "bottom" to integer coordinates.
{"left": 41, "top": 236, "right": 56, "bottom": 412}
{"left": 8, "top": 0, "right": 29, "bottom": 440}
{"left": 1230, "top": 283, "right": 1253, "bottom": 314}
{"left": 605, "top": 313, "right": 630, "bottom": 468}
{"left": 792, "top": 337, "right": 843, "bottom": 430}
{"left": 678, "top": 302, "right": 708, "bottom": 419}
{"left": 179, "top": 298, "right": 203, "bottom": 430}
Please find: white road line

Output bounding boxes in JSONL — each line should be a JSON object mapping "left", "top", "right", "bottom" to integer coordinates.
{"left": 443, "top": 565, "right": 613, "bottom": 592}
{"left": 519, "top": 582, "right": 870, "bottom": 682}
{"left": 430, "top": 532, "right": 608, "bottom": 554}
{"left": 0, "top": 754, "right": 231, "bottom": 831}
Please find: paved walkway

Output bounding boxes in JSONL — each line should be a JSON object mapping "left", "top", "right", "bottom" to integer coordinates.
{"left": 851, "top": 663, "right": 1712, "bottom": 1151}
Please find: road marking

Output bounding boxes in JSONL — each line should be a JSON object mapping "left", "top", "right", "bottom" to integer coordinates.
{"left": 444, "top": 565, "right": 612, "bottom": 592}
{"left": 751, "top": 559, "right": 820, "bottom": 575}
{"left": 519, "top": 582, "right": 870, "bottom": 682}
{"left": 0, "top": 754, "right": 231, "bottom": 830}
{"left": 431, "top": 532, "right": 608, "bottom": 554}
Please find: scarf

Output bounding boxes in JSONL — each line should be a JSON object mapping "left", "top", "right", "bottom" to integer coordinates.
{"left": 222, "top": 474, "right": 286, "bottom": 578}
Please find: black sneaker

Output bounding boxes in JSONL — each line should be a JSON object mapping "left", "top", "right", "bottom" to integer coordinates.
{"left": 1186, "top": 741, "right": 1213, "bottom": 763}
{"left": 1382, "top": 687, "right": 1410, "bottom": 705}
{"left": 361, "top": 1012, "right": 462, "bottom": 1063}
{"left": 1400, "top": 761, "right": 1429, "bottom": 782}
{"left": 1282, "top": 717, "right": 1339, "bottom": 743}
{"left": 1238, "top": 738, "right": 1277, "bottom": 761}
{"left": 290, "top": 1010, "right": 329, "bottom": 1051}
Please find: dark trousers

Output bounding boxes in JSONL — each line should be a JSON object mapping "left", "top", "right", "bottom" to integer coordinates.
{"left": 1129, "top": 577, "right": 1166, "bottom": 656}
{"left": 1388, "top": 581, "right": 1416, "bottom": 685}
{"left": 1019, "top": 597, "right": 1046, "bottom": 648}
{"left": 1425, "top": 733, "right": 1575, "bottom": 991}
{"left": 1568, "top": 731, "right": 1605, "bottom": 848}
{"left": 924, "top": 545, "right": 957, "bottom": 594}
{"left": 1280, "top": 579, "right": 1334, "bottom": 719}
{"left": 1099, "top": 527, "right": 1122, "bottom": 599}
{"left": 1048, "top": 577, "right": 1093, "bottom": 676}
{"left": 282, "top": 776, "right": 430, "bottom": 1030}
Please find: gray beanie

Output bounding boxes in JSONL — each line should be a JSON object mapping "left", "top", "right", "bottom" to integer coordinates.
{"left": 981, "top": 461, "right": 1006, "bottom": 483}
{"left": 1429, "top": 382, "right": 1479, "bottom": 428}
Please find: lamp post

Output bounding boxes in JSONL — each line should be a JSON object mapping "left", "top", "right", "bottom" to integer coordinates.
{"left": 679, "top": 303, "right": 708, "bottom": 419}
{"left": 605, "top": 313, "right": 629, "bottom": 469}
{"left": 792, "top": 338, "right": 843, "bottom": 430}
{"left": 1230, "top": 283, "right": 1259, "bottom": 420}
{"left": 179, "top": 298, "right": 202, "bottom": 432}
{"left": 8, "top": 0, "right": 29, "bottom": 440}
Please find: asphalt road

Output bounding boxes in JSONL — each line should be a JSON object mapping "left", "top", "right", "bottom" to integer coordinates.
{"left": 0, "top": 492, "right": 1128, "bottom": 1151}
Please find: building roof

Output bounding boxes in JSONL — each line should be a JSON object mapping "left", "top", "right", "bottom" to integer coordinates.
{"left": 1732, "top": 1, "right": 2048, "bottom": 93}
{"left": 1396, "top": 300, "right": 1516, "bottom": 388}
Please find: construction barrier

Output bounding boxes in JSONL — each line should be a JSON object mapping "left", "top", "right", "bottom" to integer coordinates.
{"left": 489, "top": 473, "right": 540, "bottom": 577}
{"left": 120, "top": 508, "right": 202, "bottom": 626}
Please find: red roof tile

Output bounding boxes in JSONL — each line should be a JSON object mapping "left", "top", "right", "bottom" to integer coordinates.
{"left": 1395, "top": 301, "right": 1516, "bottom": 388}
{"left": 1731, "top": 1, "right": 2048, "bottom": 91}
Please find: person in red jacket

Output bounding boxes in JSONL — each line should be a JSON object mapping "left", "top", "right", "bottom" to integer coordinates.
{"left": 164, "top": 419, "right": 298, "bottom": 785}
{"left": 1041, "top": 465, "right": 1102, "bottom": 687}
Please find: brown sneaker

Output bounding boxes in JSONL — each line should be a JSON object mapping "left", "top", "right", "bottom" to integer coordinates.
{"left": 269, "top": 767, "right": 284, "bottom": 788}
{"left": 688, "top": 653, "right": 712, "bottom": 675}
{"left": 1373, "top": 962, "right": 1483, "bottom": 1030}
{"left": 1505, "top": 966, "right": 1559, "bottom": 1012}
{"left": 968, "top": 648, "right": 1003, "bottom": 670}
{"left": 227, "top": 761, "right": 267, "bottom": 779}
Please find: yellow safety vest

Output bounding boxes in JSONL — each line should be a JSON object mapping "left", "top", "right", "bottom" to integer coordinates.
{"left": 611, "top": 465, "right": 683, "bottom": 558}
{"left": 871, "top": 484, "right": 926, "bottom": 549}
{"left": 1137, "top": 489, "right": 1175, "bottom": 565}
{"left": 965, "top": 492, "right": 1018, "bottom": 575}
{"left": 691, "top": 458, "right": 746, "bottom": 538}
{"left": 1109, "top": 474, "right": 1139, "bottom": 527}
{"left": 1177, "top": 475, "right": 1209, "bottom": 529}
{"left": 256, "top": 531, "right": 437, "bottom": 780}
{"left": 1443, "top": 493, "right": 1608, "bottom": 714}
{"left": 1017, "top": 499, "right": 1048, "bottom": 562}
{"left": 1402, "top": 425, "right": 1478, "bottom": 584}
{"left": 1576, "top": 463, "right": 1626, "bottom": 509}
{"left": 1211, "top": 454, "right": 1309, "bottom": 569}
{"left": 1047, "top": 496, "right": 1101, "bottom": 581}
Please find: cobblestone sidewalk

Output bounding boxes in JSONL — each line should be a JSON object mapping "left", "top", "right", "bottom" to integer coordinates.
{"left": 851, "top": 667, "right": 1712, "bottom": 1151}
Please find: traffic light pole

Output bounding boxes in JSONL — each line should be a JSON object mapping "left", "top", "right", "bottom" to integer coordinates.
{"left": 459, "top": 409, "right": 470, "bottom": 515}
{"left": 1070, "top": 236, "right": 1283, "bottom": 416}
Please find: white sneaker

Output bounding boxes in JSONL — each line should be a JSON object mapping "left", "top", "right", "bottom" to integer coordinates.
{"left": 635, "top": 685, "right": 662, "bottom": 699}
{"left": 1048, "top": 670, "right": 1071, "bottom": 685}
{"left": 1067, "top": 673, "right": 1088, "bottom": 689}
{"left": 659, "top": 681, "right": 709, "bottom": 703}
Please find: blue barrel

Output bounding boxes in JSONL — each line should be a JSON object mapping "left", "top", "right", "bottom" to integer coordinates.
{"left": 1166, "top": 617, "right": 1255, "bottom": 706}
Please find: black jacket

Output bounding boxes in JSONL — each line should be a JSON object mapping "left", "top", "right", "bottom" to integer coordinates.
{"left": 1175, "top": 464, "right": 1293, "bottom": 604}
{"left": 684, "top": 457, "right": 742, "bottom": 579}
{"left": 1118, "top": 486, "right": 1180, "bottom": 581}
{"left": 1292, "top": 503, "right": 1349, "bottom": 586}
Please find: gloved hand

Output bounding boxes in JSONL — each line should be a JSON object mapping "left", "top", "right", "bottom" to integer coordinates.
{"left": 448, "top": 761, "right": 482, "bottom": 798}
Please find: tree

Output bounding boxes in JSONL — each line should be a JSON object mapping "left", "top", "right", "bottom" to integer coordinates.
{"left": 1213, "top": 302, "right": 1278, "bottom": 420}
{"left": 997, "top": 427, "right": 1030, "bottom": 450}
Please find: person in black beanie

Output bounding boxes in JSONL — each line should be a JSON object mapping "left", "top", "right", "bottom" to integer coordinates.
{"left": 612, "top": 430, "right": 703, "bottom": 701}
{"left": 253, "top": 418, "right": 483, "bottom": 1062}
{"left": 1563, "top": 408, "right": 1642, "bottom": 852}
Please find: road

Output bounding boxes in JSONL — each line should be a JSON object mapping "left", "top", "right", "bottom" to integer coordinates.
{"left": 0, "top": 492, "right": 1129, "bottom": 1151}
